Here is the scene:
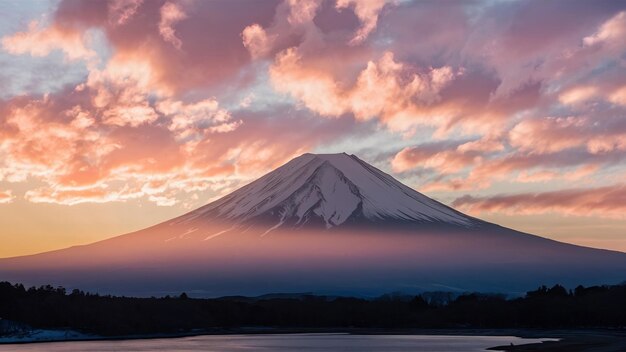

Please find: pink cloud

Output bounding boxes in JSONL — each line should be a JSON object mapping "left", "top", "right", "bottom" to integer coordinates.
{"left": 395, "top": 132, "right": 624, "bottom": 193}
{"left": 156, "top": 98, "right": 240, "bottom": 139}
{"left": 609, "top": 86, "right": 626, "bottom": 106}
{"left": 456, "top": 136, "right": 505, "bottom": 153}
{"left": 108, "top": 0, "right": 144, "bottom": 26}
{"left": 509, "top": 116, "right": 626, "bottom": 155}
{"left": 459, "top": 148, "right": 623, "bottom": 192}
{"left": 335, "top": 0, "right": 389, "bottom": 45}
{"left": 1, "top": 21, "right": 95, "bottom": 61}
{"left": 391, "top": 144, "right": 481, "bottom": 175}
{"left": 583, "top": 11, "right": 626, "bottom": 47}
{"left": 2, "top": 0, "right": 626, "bottom": 214}
{"left": 515, "top": 170, "right": 561, "bottom": 183}
{"left": 48, "top": 0, "right": 278, "bottom": 94}
{"left": 558, "top": 86, "right": 599, "bottom": 106}
{"left": 241, "top": 24, "right": 273, "bottom": 59}
{"left": 158, "top": 1, "right": 187, "bottom": 49}
{"left": 452, "top": 184, "right": 626, "bottom": 219}
{"left": 508, "top": 117, "right": 586, "bottom": 154}
{"left": 287, "top": 0, "right": 321, "bottom": 25}
{"left": 270, "top": 49, "right": 459, "bottom": 134}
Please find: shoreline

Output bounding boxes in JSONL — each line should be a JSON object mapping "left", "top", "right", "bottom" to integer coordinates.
{"left": 488, "top": 329, "right": 626, "bottom": 351}
{"left": 3, "top": 327, "right": 623, "bottom": 348}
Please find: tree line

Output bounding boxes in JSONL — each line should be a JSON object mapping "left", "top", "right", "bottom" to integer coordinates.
{"left": 0, "top": 282, "right": 625, "bottom": 336}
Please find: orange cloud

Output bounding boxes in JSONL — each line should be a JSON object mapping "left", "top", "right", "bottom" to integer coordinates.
{"left": 0, "top": 190, "right": 15, "bottom": 204}
{"left": 25, "top": 184, "right": 127, "bottom": 206}
{"left": 1, "top": 102, "right": 116, "bottom": 186}
{"left": 0, "top": 81, "right": 350, "bottom": 207}
{"left": 0, "top": 39, "right": 247, "bottom": 207}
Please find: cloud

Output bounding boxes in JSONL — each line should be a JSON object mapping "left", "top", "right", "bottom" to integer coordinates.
{"left": 515, "top": 165, "right": 598, "bottom": 183}
{"left": 0, "top": 190, "right": 15, "bottom": 204}
{"left": 509, "top": 116, "right": 626, "bottom": 155}
{"left": 242, "top": 24, "right": 273, "bottom": 59}
{"left": 25, "top": 184, "right": 129, "bottom": 206}
{"left": 609, "top": 86, "right": 626, "bottom": 106}
{"left": 452, "top": 184, "right": 626, "bottom": 219}
{"left": 108, "top": 0, "right": 144, "bottom": 26}
{"left": 335, "top": 0, "right": 389, "bottom": 45}
{"left": 0, "top": 80, "right": 352, "bottom": 207}
{"left": 43, "top": 0, "right": 277, "bottom": 94}
{"left": 287, "top": 0, "right": 321, "bottom": 25}
{"left": 558, "top": 86, "right": 599, "bottom": 106}
{"left": 391, "top": 143, "right": 482, "bottom": 174}
{"left": 0, "top": 47, "right": 246, "bottom": 207}
{"left": 459, "top": 150, "right": 622, "bottom": 191}
{"left": 158, "top": 1, "right": 187, "bottom": 49}
{"left": 270, "top": 49, "right": 459, "bottom": 133}
{"left": 0, "top": 101, "right": 116, "bottom": 186}
{"left": 390, "top": 135, "right": 506, "bottom": 178}
{"left": 509, "top": 117, "right": 585, "bottom": 154}
{"left": 157, "top": 98, "right": 241, "bottom": 139}
{"left": 2, "top": 0, "right": 626, "bottom": 215}
{"left": 456, "top": 136, "right": 505, "bottom": 153}
{"left": 84, "top": 54, "right": 164, "bottom": 127}
{"left": 1, "top": 20, "right": 96, "bottom": 61}
{"left": 407, "top": 106, "right": 626, "bottom": 192}
{"left": 583, "top": 11, "right": 626, "bottom": 47}
{"left": 1, "top": 0, "right": 324, "bottom": 207}
{"left": 515, "top": 170, "right": 561, "bottom": 183}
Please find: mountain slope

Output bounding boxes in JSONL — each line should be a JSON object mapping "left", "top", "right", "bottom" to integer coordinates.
{"left": 176, "top": 153, "right": 477, "bottom": 231}
{"left": 0, "top": 153, "right": 625, "bottom": 297}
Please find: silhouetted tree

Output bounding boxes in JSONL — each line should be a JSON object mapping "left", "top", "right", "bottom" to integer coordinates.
{"left": 1, "top": 281, "right": 625, "bottom": 336}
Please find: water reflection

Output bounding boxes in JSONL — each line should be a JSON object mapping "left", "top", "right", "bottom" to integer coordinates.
{"left": 0, "top": 333, "right": 555, "bottom": 352}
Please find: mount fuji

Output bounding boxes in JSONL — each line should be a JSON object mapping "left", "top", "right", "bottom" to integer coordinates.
{"left": 1, "top": 153, "right": 625, "bottom": 297}
{"left": 178, "top": 153, "right": 478, "bottom": 231}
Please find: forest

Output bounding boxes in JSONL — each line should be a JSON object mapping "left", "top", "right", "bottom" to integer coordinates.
{"left": 1, "top": 282, "right": 625, "bottom": 336}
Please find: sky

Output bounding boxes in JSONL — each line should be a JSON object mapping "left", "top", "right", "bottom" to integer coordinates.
{"left": 0, "top": 0, "right": 625, "bottom": 257}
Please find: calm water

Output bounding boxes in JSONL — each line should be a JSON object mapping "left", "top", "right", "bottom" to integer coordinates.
{"left": 0, "top": 333, "right": 554, "bottom": 351}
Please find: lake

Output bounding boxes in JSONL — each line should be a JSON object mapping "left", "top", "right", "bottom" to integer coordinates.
{"left": 0, "top": 333, "right": 555, "bottom": 351}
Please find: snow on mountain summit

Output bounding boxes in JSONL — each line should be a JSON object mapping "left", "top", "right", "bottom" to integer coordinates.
{"left": 180, "top": 153, "right": 477, "bottom": 230}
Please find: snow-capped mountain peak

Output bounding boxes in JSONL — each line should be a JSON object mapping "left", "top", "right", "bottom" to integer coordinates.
{"left": 179, "top": 153, "right": 476, "bottom": 230}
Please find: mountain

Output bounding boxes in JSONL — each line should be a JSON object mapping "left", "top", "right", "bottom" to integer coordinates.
{"left": 176, "top": 153, "right": 478, "bottom": 233}
{"left": 1, "top": 153, "right": 625, "bottom": 297}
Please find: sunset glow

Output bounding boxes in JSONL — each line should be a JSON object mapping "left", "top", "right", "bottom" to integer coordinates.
{"left": 1, "top": 0, "right": 625, "bottom": 257}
